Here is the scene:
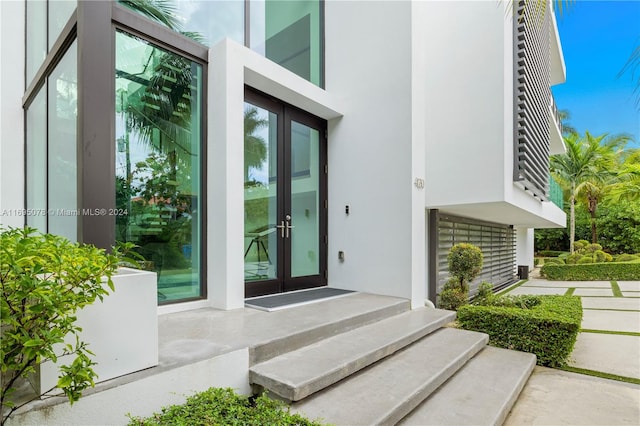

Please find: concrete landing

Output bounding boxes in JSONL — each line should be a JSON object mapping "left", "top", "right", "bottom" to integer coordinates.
{"left": 250, "top": 308, "right": 456, "bottom": 401}
{"left": 582, "top": 309, "right": 640, "bottom": 333}
{"left": 399, "top": 346, "right": 536, "bottom": 426}
{"left": 291, "top": 328, "right": 488, "bottom": 426}
{"left": 506, "top": 366, "right": 640, "bottom": 426}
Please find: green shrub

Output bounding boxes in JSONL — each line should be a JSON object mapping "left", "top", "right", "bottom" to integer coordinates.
{"left": 573, "top": 240, "right": 589, "bottom": 252}
{"left": 543, "top": 258, "right": 564, "bottom": 265}
{"left": 616, "top": 254, "right": 639, "bottom": 263}
{"left": 594, "top": 250, "right": 612, "bottom": 263}
{"left": 538, "top": 250, "right": 568, "bottom": 257}
{"left": 472, "top": 282, "right": 495, "bottom": 306}
{"left": 448, "top": 243, "right": 483, "bottom": 291}
{"left": 541, "top": 262, "right": 640, "bottom": 280}
{"left": 565, "top": 253, "right": 583, "bottom": 265}
{"left": 534, "top": 257, "right": 541, "bottom": 267}
{"left": 0, "top": 227, "right": 133, "bottom": 423}
{"left": 577, "top": 256, "right": 593, "bottom": 264}
{"left": 127, "top": 388, "right": 323, "bottom": 426}
{"left": 458, "top": 296, "right": 582, "bottom": 367}
{"left": 438, "top": 278, "right": 469, "bottom": 311}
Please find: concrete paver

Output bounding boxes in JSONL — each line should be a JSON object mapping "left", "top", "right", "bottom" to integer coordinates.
{"left": 618, "top": 281, "right": 640, "bottom": 292}
{"left": 508, "top": 286, "right": 567, "bottom": 295}
{"left": 581, "top": 297, "right": 640, "bottom": 310}
{"left": 505, "top": 367, "right": 640, "bottom": 425}
{"left": 622, "top": 292, "right": 640, "bottom": 298}
{"left": 524, "top": 279, "right": 612, "bottom": 288}
{"left": 569, "top": 333, "right": 640, "bottom": 379}
{"left": 582, "top": 310, "right": 640, "bottom": 333}
{"left": 573, "top": 288, "right": 614, "bottom": 297}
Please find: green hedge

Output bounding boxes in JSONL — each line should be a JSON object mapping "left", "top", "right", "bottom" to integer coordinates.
{"left": 128, "top": 388, "right": 323, "bottom": 426}
{"left": 457, "top": 296, "right": 582, "bottom": 367}
{"left": 541, "top": 262, "right": 640, "bottom": 280}
{"left": 538, "top": 250, "right": 569, "bottom": 257}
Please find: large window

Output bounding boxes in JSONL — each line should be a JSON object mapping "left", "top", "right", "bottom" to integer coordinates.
{"left": 115, "top": 30, "right": 204, "bottom": 304}
{"left": 25, "top": 41, "right": 78, "bottom": 241}
{"left": 120, "top": 0, "right": 324, "bottom": 87}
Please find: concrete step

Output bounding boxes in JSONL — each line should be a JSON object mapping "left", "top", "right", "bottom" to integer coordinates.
{"left": 291, "top": 327, "right": 488, "bottom": 425}
{"left": 251, "top": 308, "right": 456, "bottom": 401}
{"left": 249, "top": 293, "right": 410, "bottom": 365}
{"left": 399, "top": 346, "right": 536, "bottom": 426}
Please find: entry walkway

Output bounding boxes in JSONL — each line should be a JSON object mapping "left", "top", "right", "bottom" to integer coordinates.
{"left": 503, "top": 276, "right": 640, "bottom": 425}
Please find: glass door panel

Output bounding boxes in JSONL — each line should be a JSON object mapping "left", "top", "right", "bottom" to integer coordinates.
{"left": 244, "top": 89, "right": 326, "bottom": 298}
{"left": 289, "top": 121, "right": 320, "bottom": 278}
{"left": 244, "top": 102, "right": 279, "bottom": 282}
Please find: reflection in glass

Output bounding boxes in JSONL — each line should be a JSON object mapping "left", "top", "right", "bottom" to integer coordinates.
{"left": 48, "top": 0, "right": 76, "bottom": 49}
{"left": 119, "top": 0, "right": 244, "bottom": 46}
{"left": 244, "top": 102, "right": 278, "bottom": 282}
{"left": 290, "top": 121, "right": 319, "bottom": 278}
{"left": 115, "top": 31, "right": 202, "bottom": 304}
{"left": 48, "top": 41, "right": 78, "bottom": 241}
{"left": 26, "top": 0, "right": 47, "bottom": 83}
{"left": 250, "top": 0, "right": 322, "bottom": 86}
{"left": 26, "top": 87, "right": 47, "bottom": 232}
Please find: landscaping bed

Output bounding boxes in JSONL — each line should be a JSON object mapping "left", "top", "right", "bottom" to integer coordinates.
{"left": 457, "top": 295, "right": 582, "bottom": 367}
{"left": 541, "top": 262, "right": 640, "bottom": 280}
{"left": 127, "top": 388, "right": 323, "bottom": 426}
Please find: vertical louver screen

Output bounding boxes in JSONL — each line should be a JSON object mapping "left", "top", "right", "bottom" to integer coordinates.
{"left": 514, "top": 0, "right": 551, "bottom": 200}
{"left": 435, "top": 214, "right": 517, "bottom": 298}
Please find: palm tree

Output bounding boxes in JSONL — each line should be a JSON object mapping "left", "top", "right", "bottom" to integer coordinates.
{"left": 550, "top": 132, "right": 611, "bottom": 251}
{"left": 244, "top": 107, "right": 268, "bottom": 182}
{"left": 574, "top": 134, "right": 630, "bottom": 243}
{"left": 608, "top": 148, "right": 640, "bottom": 202}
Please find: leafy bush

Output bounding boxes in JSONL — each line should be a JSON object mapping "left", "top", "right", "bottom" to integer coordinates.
{"left": 615, "top": 254, "right": 639, "bottom": 262}
{"left": 447, "top": 243, "right": 483, "bottom": 291}
{"left": 472, "top": 282, "right": 494, "bottom": 306}
{"left": 543, "top": 258, "right": 564, "bottom": 265}
{"left": 458, "top": 296, "right": 582, "bottom": 367}
{"left": 573, "top": 240, "right": 589, "bottom": 252}
{"left": 538, "top": 250, "right": 568, "bottom": 257}
{"left": 594, "top": 250, "right": 613, "bottom": 263}
{"left": 541, "top": 262, "right": 640, "bottom": 280}
{"left": 565, "top": 253, "right": 583, "bottom": 265}
{"left": 0, "top": 227, "right": 131, "bottom": 423}
{"left": 127, "top": 388, "right": 323, "bottom": 426}
{"left": 438, "top": 278, "right": 469, "bottom": 311}
{"left": 577, "top": 257, "right": 593, "bottom": 264}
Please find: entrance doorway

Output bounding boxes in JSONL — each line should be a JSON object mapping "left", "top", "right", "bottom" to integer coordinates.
{"left": 244, "top": 88, "right": 327, "bottom": 298}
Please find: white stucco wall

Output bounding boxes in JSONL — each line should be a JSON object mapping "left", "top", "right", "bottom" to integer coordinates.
{"left": 423, "top": 0, "right": 508, "bottom": 208}
{"left": 0, "top": 0, "right": 26, "bottom": 228}
{"left": 325, "top": 1, "right": 423, "bottom": 305}
{"left": 516, "top": 227, "right": 535, "bottom": 270}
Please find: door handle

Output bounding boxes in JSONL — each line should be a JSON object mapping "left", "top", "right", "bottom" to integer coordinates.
{"left": 276, "top": 221, "right": 286, "bottom": 238}
{"left": 285, "top": 221, "right": 295, "bottom": 238}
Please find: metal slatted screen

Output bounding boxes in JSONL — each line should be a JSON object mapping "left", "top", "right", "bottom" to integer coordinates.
{"left": 513, "top": 0, "right": 551, "bottom": 201}
{"left": 435, "top": 214, "right": 517, "bottom": 299}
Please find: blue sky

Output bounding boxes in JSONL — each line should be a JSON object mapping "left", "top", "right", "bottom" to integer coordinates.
{"left": 551, "top": 0, "right": 640, "bottom": 147}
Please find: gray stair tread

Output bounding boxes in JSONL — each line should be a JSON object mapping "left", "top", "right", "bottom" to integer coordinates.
{"left": 400, "top": 346, "right": 536, "bottom": 426}
{"left": 292, "top": 327, "right": 488, "bottom": 426}
{"left": 251, "top": 308, "right": 456, "bottom": 401}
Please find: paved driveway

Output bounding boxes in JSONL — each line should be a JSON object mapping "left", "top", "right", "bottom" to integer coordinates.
{"left": 504, "top": 277, "right": 640, "bottom": 425}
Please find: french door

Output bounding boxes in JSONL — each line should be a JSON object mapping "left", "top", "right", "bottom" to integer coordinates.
{"left": 244, "top": 88, "right": 327, "bottom": 298}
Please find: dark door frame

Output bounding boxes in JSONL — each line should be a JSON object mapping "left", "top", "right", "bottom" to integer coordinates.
{"left": 244, "top": 87, "right": 328, "bottom": 298}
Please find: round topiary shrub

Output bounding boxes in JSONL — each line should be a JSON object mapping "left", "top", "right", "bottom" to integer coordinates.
{"left": 594, "top": 250, "right": 612, "bottom": 263}
{"left": 573, "top": 240, "right": 589, "bottom": 252}
{"left": 565, "top": 253, "right": 583, "bottom": 265}
{"left": 438, "top": 278, "right": 468, "bottom": 311}
{"left": 577, "top": 256, "right": 593, "bottom": 264}
{"left": 448, "top": 243, "right": 483, "bottom": 291}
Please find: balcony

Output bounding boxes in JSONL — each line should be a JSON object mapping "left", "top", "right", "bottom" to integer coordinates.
{"left": 548, "top": 174, "right": 564, "bottom": 209}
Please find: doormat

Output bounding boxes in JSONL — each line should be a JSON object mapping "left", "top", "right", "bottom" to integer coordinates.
{"left": 245, "top": 287, "right": 355, "bottom": 312}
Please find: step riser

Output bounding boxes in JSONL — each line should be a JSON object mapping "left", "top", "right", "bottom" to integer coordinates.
{"left": 379, "top": 334, "right": 488, "bottom": 425}
{"left": 249, "top": 300, "right": 410, "bottom": 365}
{"left": 251, "top": 310, "right": 456, "bottom": 401}
{"left": 291, "top": 328, "right": 489, "bottom": 426}
{"left": 399, "top": 346, "right": 537, "bottom": 426}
